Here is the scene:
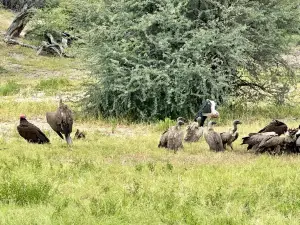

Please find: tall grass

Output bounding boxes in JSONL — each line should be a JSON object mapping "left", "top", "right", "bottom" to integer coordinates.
{"left": 0, "top": 81, "right": 20, "bottom": 96}
{"left": 1, "top": 122, "right": 300, "bottom": 224}
{"left": 35, "top": 78, "right": 71, "bottom": 93}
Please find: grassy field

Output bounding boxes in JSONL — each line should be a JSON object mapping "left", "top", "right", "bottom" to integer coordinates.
{"left": 2, "top": 8, "right": 300, "bottom": 225}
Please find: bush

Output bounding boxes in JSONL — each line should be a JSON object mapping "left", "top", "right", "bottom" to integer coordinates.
{"left": 83, "top": 0, "right": 300, "bottom": 121}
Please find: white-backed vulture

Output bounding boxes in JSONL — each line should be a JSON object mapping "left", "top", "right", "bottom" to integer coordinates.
{"left": 204, "top": 121, "right": 224, "bottom": 152}
{"left": 184, "top": 117, "right": 204, "bottom": 142}
{"left": 158, "top": 117, "right": 186, "bottom": 152}
{"left": 220, "top": 120, "right": 242, "bottom": 150}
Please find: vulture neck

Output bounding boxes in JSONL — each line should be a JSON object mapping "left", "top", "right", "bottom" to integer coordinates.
{"left": 20, "top": 118, "right": 28, "bottom": 124}
{"left": 207, "top": 123, "right": 214, "bottom": 131}
{"left": 232, "top": 123, "right": 238, "bottom": 133}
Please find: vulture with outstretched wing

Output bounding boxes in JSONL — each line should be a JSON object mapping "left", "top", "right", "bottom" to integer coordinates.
{"left": 258, "top": 120, "right": 287, "bottom": 135}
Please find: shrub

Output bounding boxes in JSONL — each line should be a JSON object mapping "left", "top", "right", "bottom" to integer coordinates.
{"left": 84, "top": 0, "right": 300, "bottom": 121}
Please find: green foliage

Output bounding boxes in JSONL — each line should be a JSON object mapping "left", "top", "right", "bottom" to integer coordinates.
{"left": 84, "top": 0, "right": 300, "bottom": 121}
{"left": 154, "top": 117, "right": 176, "bottom": 132}
{"left": 0, "top": 80, "right": 20, "bottom": 96}
{"left": 26, "top": 0, "right": 104, "bottom": 41}
{"left": 26, "top": 6, "right": 70, "bottom": 41}
{"left": 1, "top": 0, "right": 45, "bottom": 11}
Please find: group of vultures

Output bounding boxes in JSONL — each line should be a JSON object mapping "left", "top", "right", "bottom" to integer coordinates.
{"left": 17, "top": 99, "right": 85, "bottom": 145}
{"left": 16, "top": 100, "right": 300, "bottom": 155}
{"left": 158, "top": 117, "right": 300, "bottom": 155}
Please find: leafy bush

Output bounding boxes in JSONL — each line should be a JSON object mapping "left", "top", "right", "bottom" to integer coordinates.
{"left": 83, "top": 0, "right": 300, "bottom": 121}
{"left": 26, "top": 0, "right": 104, "bottom": 41}
{"left": 1, "top": 0, "right": 47, "bottom": 11}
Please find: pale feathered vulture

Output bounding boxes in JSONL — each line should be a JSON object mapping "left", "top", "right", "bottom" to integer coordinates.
{"left": 17, "top": 115, "right": 50, "bottom": 144}
{"left": 184, "top": 117, "right": 204, "bottom": 142}
{"left": 258, "top": 119, "right": 287, "bottom": 135}
{"left": 46, "top": 99, "right": 73, "bottom": 145}
{"left": 158, "top": 117, "right": 186, "bottom": 152}
{"left": 204, "top": 121, "right": 224, "bottom": 152}
{"left": 220, "top": 120, "right": 242, "bottom": 150}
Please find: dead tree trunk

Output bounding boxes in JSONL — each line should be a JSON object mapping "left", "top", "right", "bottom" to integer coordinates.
{"left": 5, "top": 4, "right": 35, "bottom": 38}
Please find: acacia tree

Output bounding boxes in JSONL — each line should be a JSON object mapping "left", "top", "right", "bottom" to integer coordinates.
{"left": 84, "top": 0, "right": 300, "bottom": 121}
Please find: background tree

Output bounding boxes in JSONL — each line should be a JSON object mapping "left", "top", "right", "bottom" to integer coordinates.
{"left": 82, "top": 0, "right": 300, "bottom": 121}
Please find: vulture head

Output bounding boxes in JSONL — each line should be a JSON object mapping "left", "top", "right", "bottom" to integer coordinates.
{"left": 208, "top": 121, "right": 217, "bottom": 129}
{"left": 176, "top": 117, "right": 187, "bottom": 126}
{"left": 233, "top": 120, "right": 242, "bottom": 125}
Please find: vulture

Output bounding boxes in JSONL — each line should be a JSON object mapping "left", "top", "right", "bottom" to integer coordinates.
{"left": 46, "top": 99, "right": 73, "bottom": 145}
{"left": 241, "top": 132, "right": 278, "bottom": 151}
{"left": 220, "top": 120, "right": 242, "bottom": 150}
{"left": 204, "top": 121, "right": 224, "bottom": 152}
{"left": 74, "top": 129, "right": 86, "bottom": 139}
{"left": 17, "top": 115, "right": 50, "bottom": 144}
{"left": 258, "top": 119, "right": 287, "bottom": 135}
{"left": 184, "top": 117, "right": 204, "bottom": 142}
{"left": 242, "top": 129, "right": 298, "bottom": 154}
{"left": 158, "top": 117, "right": 186, "bottom": 152}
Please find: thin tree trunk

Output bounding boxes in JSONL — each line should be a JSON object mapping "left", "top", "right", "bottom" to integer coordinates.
{"left": 5, "top": 4, "right": 35, "bottom": 38}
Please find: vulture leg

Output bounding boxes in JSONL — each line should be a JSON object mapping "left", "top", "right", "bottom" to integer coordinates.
{"left": 65, "top": 133, "right": 72, "bottom": 145}
{"left": 229, "top": 143, "right": 234, "bottom": 150}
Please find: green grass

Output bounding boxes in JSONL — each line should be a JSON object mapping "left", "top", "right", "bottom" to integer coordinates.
{"left": 0, "top": 100, "right": 59, "bottom": 121}
{"left": 35, "top": 78, "right": 71, "bottom": 93}
{"left": 0, "top": 81, "right": 20, "bottom": 96}
{"left": 2, "top": 7, "right": 300, "bottom": 224}
{"left": 1, "top": 123, "right": 300, "bottom": 224}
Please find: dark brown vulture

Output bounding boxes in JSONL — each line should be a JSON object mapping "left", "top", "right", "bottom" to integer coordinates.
{"left": 17, "top": 115, "right": 50, "bottom": 144}
{"left": 46, "top": 99, "right": 73, "bottom": 145}
{"left": 158, "top": 117, "right": 186, "bottom": 152}
{"left": 204, "top": 121, "right": 224, "bottom": 152}
{"left": 258, "top": 120, "right": 287, "bottom": 136}
{"left": 241, "top": 132, "right": 277, "bottom": 151}
{"left": 220, "top": 120, "right": 242, "bottom": 150}
{"left": 74, "top": 129, "right": 86, "bottom": 139}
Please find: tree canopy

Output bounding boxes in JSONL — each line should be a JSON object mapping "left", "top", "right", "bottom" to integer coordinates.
{"left": 11, "top": 0, "right": 300, "bottom": 121}
{"left": 81, "top": 0, "right": 300, "bottom": 120}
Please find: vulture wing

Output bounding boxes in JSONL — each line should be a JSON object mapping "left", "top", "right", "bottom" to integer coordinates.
{"left": 158, "top": 130, "right": 169, "bottom": 148}
{"left": 58, "top": 103, "right": 73, "bottom": 144}
{"left": 220, "top": 132, "right": 231, "bottom": 143}
{"left": 46, "top": 112, "right": 64, "bottom": 139}
{"left": 258, "top": 136, "right": 285, "bottom": 148}
{"left": 258, "top": 120, "right": 287, "bottom": 135}
{"left": 184, "top": 122, "right": 203, "bottom": 142}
